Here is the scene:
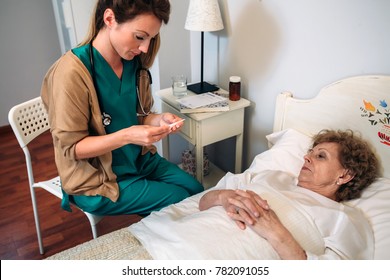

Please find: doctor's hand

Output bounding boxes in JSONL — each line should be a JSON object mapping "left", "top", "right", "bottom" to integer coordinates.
{"left": 74, "top": 124, "right": 170, "bottom": 159}
{"left": 143, "top": 112, "right": 184, "bottom": 133}
{"left": 160, "top": 113, "right": 185, "bottom": 133}
{"left": 122, "top": 124, "right": 170, "bottom": 146}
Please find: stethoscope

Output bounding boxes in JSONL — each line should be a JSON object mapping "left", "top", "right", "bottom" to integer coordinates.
{"left": 89, "top": 43, "right": 152, "bottom": 127}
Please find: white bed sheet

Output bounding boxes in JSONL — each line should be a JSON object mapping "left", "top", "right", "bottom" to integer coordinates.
{"left": 129, "top": 171, "right": 326, "bottom": 260}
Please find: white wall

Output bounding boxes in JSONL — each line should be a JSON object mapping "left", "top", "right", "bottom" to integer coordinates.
{"left": 203, "top": 0, "right": 390, "bottom": 171}
{"left": 157, "top": 0, "right": 192, "bottom": 163}
{"left": 0, "top": 0, "right": 61, "bottom": 127}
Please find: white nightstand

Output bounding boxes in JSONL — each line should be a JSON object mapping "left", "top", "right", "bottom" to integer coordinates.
{"left": 156, "top": 88, "right": 250, "bottom": 189}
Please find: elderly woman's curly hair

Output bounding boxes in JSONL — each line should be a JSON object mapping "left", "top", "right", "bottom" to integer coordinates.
{"left": 312, "top": 129, "right": 380, "bottom": 201}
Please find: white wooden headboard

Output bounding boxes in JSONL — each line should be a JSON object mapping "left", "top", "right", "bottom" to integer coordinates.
{"left": 273, "top": 75, "right": 390, "bottom": 178}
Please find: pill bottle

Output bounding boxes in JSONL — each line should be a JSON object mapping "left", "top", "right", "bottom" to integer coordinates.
{"left": 229, "top": 76, "right": 241, "bottom": 101}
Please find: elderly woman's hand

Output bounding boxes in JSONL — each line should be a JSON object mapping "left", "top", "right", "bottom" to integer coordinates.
{"left": 247, "top": 208, "right": 283, "bottom": 238}
{"left": 247, "top": 209, "right": 307, "bottom": 260}
{"left": 226, "top": 190, "right": 269, "bottom": 230}
{"left": 199, "top": 189, "right": 269, "bottom": 230}
{"left": 199, "top": 189, "right": 307, "bottom": 259}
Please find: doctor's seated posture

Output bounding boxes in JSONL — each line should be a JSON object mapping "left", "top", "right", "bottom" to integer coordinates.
{"left": 41, "top": 0, "right": 203, "bottom": 216}
{"left": 198, "top": 129, "right": 379, "bottom": 259}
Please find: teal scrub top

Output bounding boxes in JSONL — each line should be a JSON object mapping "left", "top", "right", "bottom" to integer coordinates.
{"left": 72, "top": 45, "right": 157, "bottom": 182}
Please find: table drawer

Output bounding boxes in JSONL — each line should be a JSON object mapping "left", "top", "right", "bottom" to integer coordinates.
{"left": 161, "top": 103, "right": 194, "bottom": 143}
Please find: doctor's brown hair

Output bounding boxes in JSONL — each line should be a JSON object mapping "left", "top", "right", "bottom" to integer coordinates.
{"left": 80, "top": 0, "right": 171, "bottom": 68}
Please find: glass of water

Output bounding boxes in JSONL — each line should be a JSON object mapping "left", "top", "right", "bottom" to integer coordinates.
{"left": 172, "top": 74, "right": 187, "bottom": 97}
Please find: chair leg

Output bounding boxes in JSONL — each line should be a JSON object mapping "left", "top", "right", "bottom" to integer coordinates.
{"left": 84, "top": 213, "right": 104, "bottom": 239}
{"left": 91, "top": 224, "right": 98, "bottom": 239}
{"left": 30, "top": 188, "right": 45, "bottom": 254}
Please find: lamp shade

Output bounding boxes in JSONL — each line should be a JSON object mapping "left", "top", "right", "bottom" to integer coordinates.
{"left": 185, "top": 0, "right": 224, "bottom": 32}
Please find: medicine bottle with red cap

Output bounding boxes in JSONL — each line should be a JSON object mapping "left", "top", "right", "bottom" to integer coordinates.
{"left": 229, "top": 76, "right": 241, "bottom": 101}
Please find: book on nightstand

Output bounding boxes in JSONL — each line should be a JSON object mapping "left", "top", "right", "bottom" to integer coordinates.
{"left": 178, "top": 92, "right": 229, "bottom": 113}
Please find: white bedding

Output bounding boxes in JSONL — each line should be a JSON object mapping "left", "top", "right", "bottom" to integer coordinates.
{"left": 129, "top": 129, "right": 377, "bottom": 260}
{"left": 130, "top": 170, "right": 373, "bottom": 259}
{"left": 129, "top": 171, "right": 325, "bottom": 259}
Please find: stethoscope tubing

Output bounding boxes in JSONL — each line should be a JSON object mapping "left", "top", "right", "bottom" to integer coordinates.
{"left": 88, "top": 43, "right": 152, "bottom": 124}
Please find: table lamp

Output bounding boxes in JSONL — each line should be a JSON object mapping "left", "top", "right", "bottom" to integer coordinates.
{"left": 185, "top": 0, "right": 224, "bottom": 94}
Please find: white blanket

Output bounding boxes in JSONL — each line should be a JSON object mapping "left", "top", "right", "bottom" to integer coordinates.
{"left": 129, "top": 171, "right": 330, "bottom": 259}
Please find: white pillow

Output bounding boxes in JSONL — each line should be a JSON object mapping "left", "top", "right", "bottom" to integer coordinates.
{"left": 247, "top": 128, "right": 312, "bottom": 176}
{"left": 345, "top": 178, "right": 390, "bottom": 260}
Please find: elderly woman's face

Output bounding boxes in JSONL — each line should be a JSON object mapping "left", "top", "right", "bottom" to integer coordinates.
{"left": 297, "top": 142, "right": 349, "bottom": 200}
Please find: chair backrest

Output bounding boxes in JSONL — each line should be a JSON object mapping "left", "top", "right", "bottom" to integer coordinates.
{"left": 8, "top": 97, "right": 50, "bottom": 149}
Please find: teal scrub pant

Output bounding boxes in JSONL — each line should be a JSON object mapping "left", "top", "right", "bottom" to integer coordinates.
{"left": 69, "top": 157, "right": 204, "bottom": 216}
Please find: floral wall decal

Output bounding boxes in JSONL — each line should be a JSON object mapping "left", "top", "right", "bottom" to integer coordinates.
{"left": 360, "top": 99, "right": 390, "bottom": 146}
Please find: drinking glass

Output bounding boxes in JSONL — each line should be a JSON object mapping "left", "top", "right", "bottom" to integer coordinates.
{"left": 172, "top": 74, "right": 187, "bottom": 97}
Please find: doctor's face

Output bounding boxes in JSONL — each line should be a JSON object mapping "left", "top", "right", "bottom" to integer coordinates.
{"left": 108, "top": 13, "right": 162, "bottom": 60}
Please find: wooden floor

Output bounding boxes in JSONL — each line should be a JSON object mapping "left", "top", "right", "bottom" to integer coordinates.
{"left": 0, "top": 125, "right": 142, "bottom": 260}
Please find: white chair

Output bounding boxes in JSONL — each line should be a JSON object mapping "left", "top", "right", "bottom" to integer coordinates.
{"left": 8, "top": 96, "right": 103, "bottom": 254}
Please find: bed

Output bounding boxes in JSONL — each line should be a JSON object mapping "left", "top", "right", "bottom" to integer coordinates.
{"left": 46, "top": 75, "right": 390, "bottom": 260}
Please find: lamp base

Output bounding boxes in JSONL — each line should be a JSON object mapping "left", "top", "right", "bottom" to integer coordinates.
{"left": 187, "top": 81, "right": 219, "bottom": 94}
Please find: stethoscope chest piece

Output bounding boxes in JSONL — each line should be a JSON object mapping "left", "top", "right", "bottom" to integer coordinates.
{"left": 89, "top": 43, "right": 151, "bottom": 122}
{"left": 102, "top": 112, "right": 112, "bottom": 126}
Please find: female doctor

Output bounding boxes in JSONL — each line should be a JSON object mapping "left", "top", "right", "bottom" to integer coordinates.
{"left": 41, "top": 0, "right": 203, "bottom": 216}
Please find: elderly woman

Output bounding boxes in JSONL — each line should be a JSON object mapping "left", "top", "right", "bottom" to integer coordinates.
{"left": 199, "top": 129, "right": 379, "bottom": 259}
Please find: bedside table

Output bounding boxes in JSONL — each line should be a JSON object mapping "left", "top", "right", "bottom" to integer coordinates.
{"left": 156, "top": 88, "right": 250, "bottom": 188}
